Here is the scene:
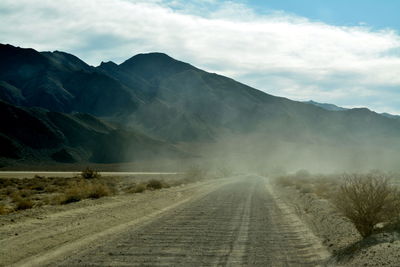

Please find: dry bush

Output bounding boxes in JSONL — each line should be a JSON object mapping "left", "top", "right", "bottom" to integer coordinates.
{"left": 81, "top": 167, "right": 101, "bottom": 179}
{"left": 131, "top": 183, "right": 146, "bottom": 193}
{"left": 44, "top": 184, "right": 59, "bottom": 193}
{"left": 333, "top": 173, "right": 400, "bottom": 238}
{"left": 60, "top": 184, "right": 84, "bottom": 204}
{"left": 87, "top": 183, "right": 111, "bottom": 199}
{"left": 0, "top": 204, "right": 12, "bottom": 215}
{"left": 146, "top": 179, "right": 164, "bottom": 190}
{"left": 58, "top": 180, "right": 112, "bottom": 204}
{"left": 18, "top": 189, "right": 32, "bottom": 198}
{"left": 14, "top": 197, "right": 34, "bottom": 210}
{"left": 3, "top": 186, "right": 16, "bottom": 196}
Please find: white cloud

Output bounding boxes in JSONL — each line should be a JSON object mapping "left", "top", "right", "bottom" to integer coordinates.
{"left": 0, "top": 0, "right": 400, "bottom": 113}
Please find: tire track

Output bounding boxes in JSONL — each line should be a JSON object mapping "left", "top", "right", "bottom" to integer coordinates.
{"left": 2, "top": 180, "right": 227, "bottom": 267}
{"left": 55, "top": 176, "right": 329, "bottom": 266}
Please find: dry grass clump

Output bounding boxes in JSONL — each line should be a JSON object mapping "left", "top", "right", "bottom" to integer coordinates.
{"left": 81, "top": 167, "right": 101, "bottom": 179}
{"left": 57, "top": 180, "right": 112, "bottom": 204}
{"left": 0, "top": 204, "right": 12, "bottom": 215}
{"left": 10, "top": 190, "right": 34, "bottom": 210}
{"left": 15, "top": 197, "right": 34, "bottom": 210}
{"left": 130, "top": 183, "right": 147, "bottom": 193}
{"left": 87, "top": 183, "right": 111, "bottom": 199}
{"left": 333, "top": 173, "right": 400, "bottom": 238}
{"left": 0, "top": 169, "right": 116, "bottom": 214}
{"left": 146, "top": 179, "right": 164, "bottom": 190}
{"left": 0, "top": 170, "right": 191, "bottom": 215}
{"left": 125, "top": 179, "right": 169, "bottom": 194}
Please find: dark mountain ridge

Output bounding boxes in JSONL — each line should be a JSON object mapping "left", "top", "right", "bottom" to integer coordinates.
{"left": 1, "top": 43, "right": 400, "bottom": 171}
{"left": 305, "top": 100, "right": 400, "bottom": 120}
{"left": 0, "top": 100, "right": 183, "bottom": 167}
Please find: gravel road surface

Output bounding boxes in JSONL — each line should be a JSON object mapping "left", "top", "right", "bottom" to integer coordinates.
{"left": 54, "top": 176, "right": 328, "bottom": 266}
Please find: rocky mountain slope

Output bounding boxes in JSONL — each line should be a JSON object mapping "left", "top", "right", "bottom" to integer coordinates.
{"left": 0, "top": 100, "right": 182, "bottom": 167}
{"left": 1, "top": 43, "right": 400, "bottom": 170}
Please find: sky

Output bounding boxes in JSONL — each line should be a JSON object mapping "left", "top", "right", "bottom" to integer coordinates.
{"left": 1, "top": 0, "right": 400, "bottom": 114}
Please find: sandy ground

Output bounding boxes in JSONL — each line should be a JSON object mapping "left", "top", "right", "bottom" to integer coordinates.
{"left": 1, "top": 176, "right": 331, "bottom": 266}
{"left": 274, "top": 184, "right": 400, "bottom": 266}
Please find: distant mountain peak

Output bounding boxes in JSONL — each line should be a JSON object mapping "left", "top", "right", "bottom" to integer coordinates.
{"left": 118, "top": 52, "right": 196, "bottom": 81}
{"left": 120, "top": 52, "right": 191, "bottom": 67}
{"left": 100, "top": 61, "right": 118, "bottom": 66}
{"left": 98, "top": 61, "right": 118, "bottom": 69}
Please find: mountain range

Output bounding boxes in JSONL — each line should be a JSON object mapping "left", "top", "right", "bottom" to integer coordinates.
{"left": 304, "top": 100, "right": 400, "bottom": 119}
{"left": 1, "top": 43, "right": 400, "bottom": 171}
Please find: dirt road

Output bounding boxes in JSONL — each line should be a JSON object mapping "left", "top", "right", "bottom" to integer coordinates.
{"left": 44, "top": 176, "right": 328, "bottom": 266}
{"left": 1, "top": 176, "right": 329, "bottom": 266}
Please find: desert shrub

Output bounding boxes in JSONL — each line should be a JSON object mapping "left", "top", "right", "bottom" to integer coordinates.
{"left": 15, "top": 197, "right": 34, "bottom": 210}
{"left": 135, "top": 184, "right": 147, "bottom": 193}
{"left": 60, "top": 185, "right": 84, "bottom": 204}
{"left": 147, "top": 179, "right": 164, "bottom": 190}
{"left": 59, "top": 181, "right": 112, "bottom": 204}
{"left": 333, "top": 173, "right": 400, "bottom": 238}
{"left": 29, "top": 180, "right": 46, "bottom": 191}
{"left": 87, "top": 183, "right": 111, "bottom": 199}
{"left": 44, "top": 184, "right": 59, "bottom": 193}
{"left": 81, "top": 167, "right": 100, "bottom": 179}
{"left": 19, "top": 189, "right": 32, "bottom": 198}
{"left": 4, "top": 186, "right": 16, "bottom": 195}
{"left": 0, "top": 204, "right": 12, "bottom": 215}
{"left": 10, "top": 189, "right": 32, "bottom": 201}
{"left": 128, "top": 183, "right": 146, "bottom": 193}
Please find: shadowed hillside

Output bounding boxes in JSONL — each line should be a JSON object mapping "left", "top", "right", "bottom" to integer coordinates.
{"left": 1, "top": 44, "right": 400, "bottom": 171}
{"left": 0, "top": 100, "right": 184, "bottom": 167}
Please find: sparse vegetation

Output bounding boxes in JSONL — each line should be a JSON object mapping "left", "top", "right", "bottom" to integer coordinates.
{"left": 274, "top": 171, "right": 400, "bottom": 238}
{"left": 87, "top": 183, "right": 111, "bottom": 199}
{"left": 0, "top": 204, "right": 12, "bottom": 215}
{"left": 57, "top": 180, "right": 112, "bottom": 204}
{"left": 14, "top": 197, "right": 34, "bottom": 210}
{"left": 0, "top": 169, "right": 206, "bottom": 215}
{"left": 146, "top": 179, "right": 164, "bottom": 190}
{"left": 81, "top": 167, "right": 101, "bottom": 179}
{"left": 129, "top": 183, "right": 146, "bottom": 193}
{"left": 333, "top": 174, "right": 400, "bottom": 238}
